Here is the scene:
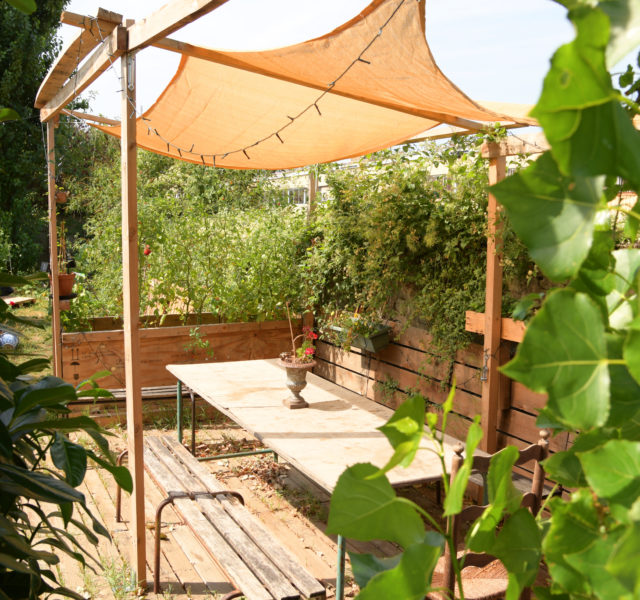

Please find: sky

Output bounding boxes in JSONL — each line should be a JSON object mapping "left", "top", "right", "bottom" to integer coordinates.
{"left": 57, "top": 0, "right": 576, "bottom": 121}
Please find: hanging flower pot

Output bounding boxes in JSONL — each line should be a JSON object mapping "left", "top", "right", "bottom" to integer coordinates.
{"left": 55, "top": 190, "right": 69, "bottom": 204}
{"left": 57, "top": 272, "right": 76, "bottom": 297}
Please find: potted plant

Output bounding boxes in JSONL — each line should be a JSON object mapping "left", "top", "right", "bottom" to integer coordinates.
{"left": 326, "top": 310, "right": 391, "bottom": 353}
{"left": 278, "top": 302, "right": 318, "bottom": 409}
{"left": 55, "top": 187, "right": 69, "bottom": 204}
{"left": 56, "top": 221, "right": 75, "bottom": 297}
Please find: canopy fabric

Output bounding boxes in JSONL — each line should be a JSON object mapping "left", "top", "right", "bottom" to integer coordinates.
{"left": 96, "top": 0, "right": 535, "bottom": 169}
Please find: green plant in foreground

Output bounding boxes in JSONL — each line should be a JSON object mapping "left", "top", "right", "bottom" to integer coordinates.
{"left": 327, "top": 392, "right": 541, "bottom": 598}
{"left": 328, "top": 1, "right": 640, "bottom": 598}
{"left": 0, "top": 272, "right": 133, "bottom": 599}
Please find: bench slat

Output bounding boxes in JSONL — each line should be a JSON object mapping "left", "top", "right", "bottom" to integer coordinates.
{"left": 143, "top": 441, "right": 273, "bottom": 600}
{"left": 148, "top": 437, "right": 300, "bottom": 600}
{"left": 163, "top": 435, "right": 327, "bottom": 599}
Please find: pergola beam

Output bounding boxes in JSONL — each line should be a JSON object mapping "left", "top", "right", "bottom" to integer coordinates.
{"left": 40, "top": 25, "right": 127, "bottom": 122}
{"left": 126, "top": 0, "right": 229, "bottom": 52}
{"left": 35, "top": 8, "right": 122, "bottom": 109}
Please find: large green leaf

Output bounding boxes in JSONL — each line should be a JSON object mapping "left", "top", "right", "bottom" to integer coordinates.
{"left": 0, "top": 108, "right": 20, "bottom": 122}
{"left": 4, "top": 0, "right": 36, "bottom": 14}
{"left": 543, "top": 450, "right": 587, "bottom": 488}
{"left": 489, "top": 508, "right": 542, "bottom": 600}
{"left": 375, "top": 394, "right": 425, "bottom": 475}
{"left": 327, "top": 463, "right": 424, "bottom": 548}
{"left": 564, "top": 526, "right": 629, "bottom": 600}
{"left": 607, "top": 249, "right": 640, "bottom": 329}
{"left": 578, "top": 439, "right": 640, "bottom": 505}
{"left": 491, "top": 152, "right": 603, "bottom": 281}
{"left": 51, "top": 434, "right": 87, "bottom": 488}
{"left": 467, "top": 446, "right": 521, "bottom": 552}
{"left": 601, "top": 0, "right": 640, "bottom": 66}
{"left": 12, "top": 415, "right": 102, "bottom": 435}
{"left": 606, "top": 332, "right": 640, "bottom": 430}
{"left": 87, "top": 451, "right": 133, "bottom": 493}
{"left": 0, "top": 464, "right": 85, "bottom": 504}
{"left": 348, "top": 552, "right": 402, "bottom": 589}
{"left": 443, "top": 419, "right": 482, "bottom": 517}
{"left": 13, "top": 382, "right": 76, "bottom": 417}
{"left": 605, "top": 519, "right": 640, "bottom": 595}
{"left": 502, "top": 289, "right": 610, "bottom": 429}
{"left": 357, "top": 538, "right": 442, "bottom": 600}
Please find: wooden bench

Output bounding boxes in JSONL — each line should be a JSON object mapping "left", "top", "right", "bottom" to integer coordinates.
{"left": 117, "top": 435, "right": 326, "bottom": 600}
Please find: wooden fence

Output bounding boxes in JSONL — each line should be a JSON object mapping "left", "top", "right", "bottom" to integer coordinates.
{"left": 315, "top": 323, "right": 571, "bottom": 464}
{"left": 61, "top": 317, "right": 300, "bottom": 389}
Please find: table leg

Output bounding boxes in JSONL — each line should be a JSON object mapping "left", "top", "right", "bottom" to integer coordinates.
{"left": 190, "top": 388, "right": 196, "bottom": 455}
{"left": 177, "top": 380, "right": 183, "bottom": 444}
{"left": 336, "top": 534, "right": 346, "bottom": 600}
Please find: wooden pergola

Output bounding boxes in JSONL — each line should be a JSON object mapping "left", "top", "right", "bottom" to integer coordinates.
{"left": 36, "top": 0, "right": 544, "bottom": 588}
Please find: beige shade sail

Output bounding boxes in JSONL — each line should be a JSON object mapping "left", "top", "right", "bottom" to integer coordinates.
{"left": 95, "top": 0, "right": 535, "bottom": 169}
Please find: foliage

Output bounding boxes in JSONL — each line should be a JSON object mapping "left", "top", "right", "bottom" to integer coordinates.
{"left": 62, "top": 149, "right": 310, "bottom": 330}
{"left": 489, "top": 0, "right": 640, "bottom": 596}
{"left": 328, "top": 2, "right": 640, "bottom": 599}
{"left": 0, "top": 272, "right": 132, "bottom": 599}
{"left": 0, "top": 0, "right": 71, "bottom": 271}
{"left": 327, "top": 392, "right": 542, "bottom": 599}
{"left": 303, "top": 136, "right": 535, "bottom": 357}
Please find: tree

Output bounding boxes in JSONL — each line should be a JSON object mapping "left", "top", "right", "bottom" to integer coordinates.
{"left": 0, "top": 0, "right": 68, "bottom": 271}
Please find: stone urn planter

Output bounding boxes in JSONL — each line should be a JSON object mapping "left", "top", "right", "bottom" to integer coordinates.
{"left": 278, "top": 357, "right": 316, "bottom": 409}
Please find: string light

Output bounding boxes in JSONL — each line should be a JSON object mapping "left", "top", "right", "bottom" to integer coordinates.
{"left": 71, "top": 0, "right": 410, "bottom": 166}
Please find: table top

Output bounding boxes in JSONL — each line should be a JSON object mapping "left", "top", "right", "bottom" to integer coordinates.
{"left": 167, "top": 359, "right": 464, "bottom": 493}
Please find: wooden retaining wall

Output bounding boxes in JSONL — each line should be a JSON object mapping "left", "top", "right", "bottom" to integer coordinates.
{"left": 62, "top": 318, "right": 301, "bottom": 389}
{"left": 315, "top": 324, "right": 571, "bottom": 461}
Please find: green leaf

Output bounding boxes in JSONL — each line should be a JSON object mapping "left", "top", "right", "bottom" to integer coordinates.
{"left": 467, "top": 446, "right": 521, "bottom": 552}
{"left": 600, "top": 0, "right": 640, "bottom": 67}
{"left": 5, "top": 0, "right": 36, "bottom": 14}
{"left": 0, "top": 464, "right": 85, "bottom": 504}
{"left": 12, "top": 415, "right": 102, "bottom": 435}
{"left": 490, "top": 508, "right": 542, "bottom": 600}
{"left": 543, "top": 450, "right": 587, "bottom": 488}
{"left": 491, "top": 152, "right": 604, "bottom": 281}
{"left": 375, "top": 394, "right": 425, "bottom": 475}
{"left": 327, "top": 463, "right": 425, "bottom": 548}
{"left": 51, "top": 434, "right": 87, "bottom": 487}
{"left": 605, "top": 332, "right": 640, "bottom": 429}
{"left": 606, "top": 520, "right": 640, "bottom": 594}
{"left": 578, "top": 439, "right": 640, "bottom": 505}
{"left": 607, "top": 249, "right": 640, "bottom": 329}
{"left": 357, "top": 539, "right": 442, "bottom": 600}
{"left": 502, "top": 289, "right": 610, "bottom": 429}
{"left": 443, "top": 419, "right": 482, "bottom": 516}
{"left": 13, "top": 382, "right": 76, "bottom": 417}
{"left": 87, "top": 451, "right": 132, "bottom": 493}
{"left": 0, "top": 108, "right": 20, "bottom": 122}
{"left": 349, "top": 552, "right": 402, "bottom": 589}
{"left": 564, "top": 526, "right": 629, "bottom": 600}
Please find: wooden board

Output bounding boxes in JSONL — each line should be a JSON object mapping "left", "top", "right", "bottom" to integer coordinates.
{"left": 465, "top": 310, "right": 526, "bottom": 343}
{"left": 61, "top": 319, "right": 300, "bottom": 389}
{"left": 166, "top": 359, "right": 483, "bottom": 494}
{"left": 2, "top": 296, "right": 35, "bottom": 307}
{"left": 35, "top": 8, "right": 123, "bottom": 108}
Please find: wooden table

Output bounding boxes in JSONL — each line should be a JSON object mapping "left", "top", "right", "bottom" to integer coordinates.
{"left": 166, "top": 359, "right": 465, "bottom": 598}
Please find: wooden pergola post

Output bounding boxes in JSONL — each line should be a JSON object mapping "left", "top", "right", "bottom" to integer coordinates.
{"left": 47, "top": 120, "right": 62, "bottom": 376}
{"left": 477, "top": 136, "right": 549, "bottom": 453}
{"left": 480, "top": 149, "right": 506, "bottom": 453}
{"left": 308, "top": 168, "right": 317, "bottom": 218}
{"left": 120, "top": 47, "right": 146, "bottom": 587}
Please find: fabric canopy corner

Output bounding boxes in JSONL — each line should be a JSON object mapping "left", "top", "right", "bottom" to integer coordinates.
{"left": 95, "top": 0, "right": 536, "bottom": 169}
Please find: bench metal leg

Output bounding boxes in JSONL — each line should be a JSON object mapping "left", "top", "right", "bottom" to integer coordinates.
{"left": 115, "top": 449, "right": 128, "bottom": 523}
{"left": 190, "top": 388, "right": 196, "bottom": 455}
{"left": 336, "top": 534, "right": 346, "bottom": 600}
{"left": 177, "top": 380, "right": 183, "bottom": 445}
{"left": 153, "top": 490, "right": 244, "bottom": 594}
